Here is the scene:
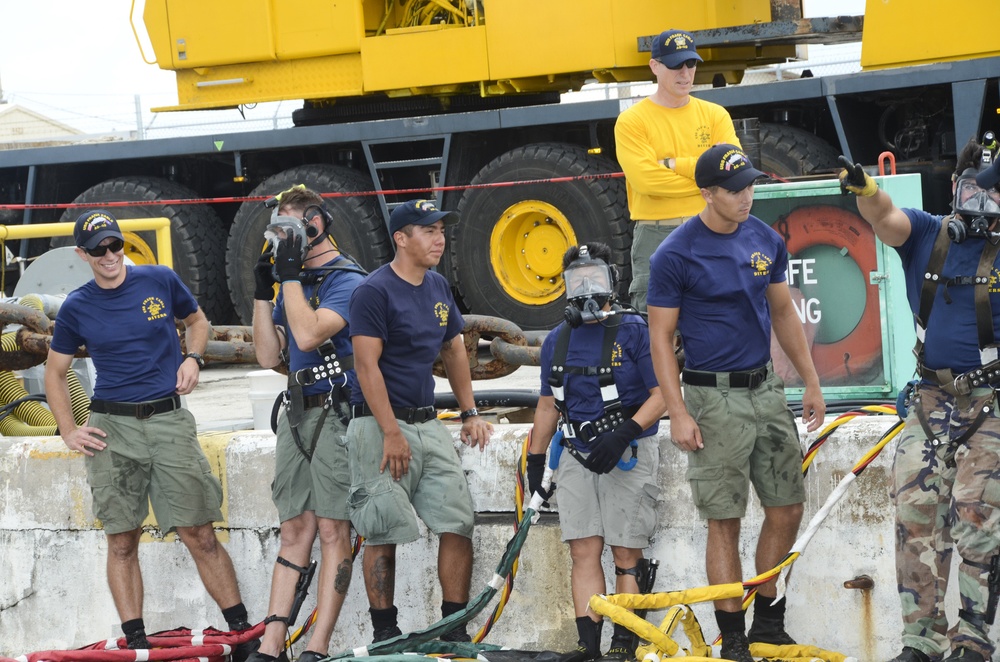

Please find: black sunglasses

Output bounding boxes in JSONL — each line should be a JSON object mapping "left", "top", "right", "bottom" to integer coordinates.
{"left": 84, "top": 238, "right": 125, "bottom": 257}
{"left": 665, "top": 59, "right": 698, "bottom": 71}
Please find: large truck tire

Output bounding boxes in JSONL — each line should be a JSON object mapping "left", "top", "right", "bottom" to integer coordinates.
{"left": 759, "top": 122, "right": 841, "bottom": 177}
{"left": 54, "top": 177, "right": 233, "bottom": 324}
{"left": 452, "top": 143, "right": 630, "bottom": 331}
{"left": 226, "top": 164, "right": 390, "bottom": 324}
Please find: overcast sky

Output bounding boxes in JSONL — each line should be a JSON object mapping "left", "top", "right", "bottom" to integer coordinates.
{"left": 0, "top": 0, "right": 866, "bottom": 136}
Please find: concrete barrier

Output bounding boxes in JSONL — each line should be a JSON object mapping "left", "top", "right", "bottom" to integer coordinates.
{"left": 0, "top": 417, "right": 937, "bottom": 658}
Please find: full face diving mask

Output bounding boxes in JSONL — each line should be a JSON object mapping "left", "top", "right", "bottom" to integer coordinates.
{"left": 948, "top": 169, "right": 1000, "bottom": 243}
{"left": 264, "top": 213, "right": 311, "bottom": 278}
{"left": 563, "top": 246, "right": 615, "bottom": 326}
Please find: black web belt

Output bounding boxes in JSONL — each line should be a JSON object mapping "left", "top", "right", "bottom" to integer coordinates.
{"left": 302, "top": 391, "right": 349, "bottom": 410}
{"left": 682, "top": 365, "right": 768, "bottom": 389}
{"left": 90, "top": 395, "right": 181, "bottom": 419}
{"left": 566, "top": 404, "right": 641, "bottom": 445}
{"left": 351, "top": 402, "right": 436, "bottom": 424}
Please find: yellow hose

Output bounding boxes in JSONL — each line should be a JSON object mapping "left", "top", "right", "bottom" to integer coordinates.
{"left": 0, "top": 369, "right": 56, "bottom": 435}
{"left": 0, "top": 330, "right": 91, "bottom": 436}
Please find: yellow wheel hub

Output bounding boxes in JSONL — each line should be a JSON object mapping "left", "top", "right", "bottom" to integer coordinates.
{"left": 121, "top": 231, "right": 158, "bottom": 265}
{"left": 489, "top": 200, "right": 576, "bottom": 305}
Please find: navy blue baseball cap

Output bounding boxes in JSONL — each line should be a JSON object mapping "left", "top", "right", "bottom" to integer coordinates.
{"left": 651, "top": 29, "right": 703, "bottom": 68}
{"left": 74, "top": 210, "right": 124, "bottom": 249}
{"left": 388, "top": 199, "right": 459, "bottom": 235}
{"left": 695, "top": 144, "right": 767, "bottom": 191}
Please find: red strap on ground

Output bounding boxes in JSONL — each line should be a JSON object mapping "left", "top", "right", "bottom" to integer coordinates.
{"left": 2, "top": 623, "right": 263, "bottom": 662}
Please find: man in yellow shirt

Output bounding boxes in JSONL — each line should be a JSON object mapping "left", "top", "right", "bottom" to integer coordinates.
{"left": 615, "top": 29, "right": 739, "bottom": 311}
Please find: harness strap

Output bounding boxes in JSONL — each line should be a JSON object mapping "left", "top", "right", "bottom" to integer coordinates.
{"left": 914, "top": 218, "right": 1000, "bottom": 400}
{"left": 958, "top": 608, "right": 989, "bottom": 635}
{"left": 913, "top": 394, "right": 992, "bottom": 468}
{"left": 548, "top": 317, "right": 625, "bottom": 438}
{"left": 914, "top": 220, "right": 953, "bottom": 353}
{"left": 975, "top": 238, "right": 1000, "bottom": 358}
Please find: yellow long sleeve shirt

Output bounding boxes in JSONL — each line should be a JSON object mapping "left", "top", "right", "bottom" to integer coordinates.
{"left": 614, "top": 96, "right": 739, "bottom": 220}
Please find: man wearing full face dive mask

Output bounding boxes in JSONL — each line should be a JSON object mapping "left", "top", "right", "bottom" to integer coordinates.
{"left": 251, "top": 185, "right": 366, "bottom": 662}
{"left": 840, "top": 136, "right": 1000, "bottom": 662}
{"left": 528, "top": 242, "right": 666, "bottom": 662}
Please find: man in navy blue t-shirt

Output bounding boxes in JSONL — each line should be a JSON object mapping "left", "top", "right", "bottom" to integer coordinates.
{"left": 647, "top": 146, "right": 825, "bottom": 662}
{"left": 528, "top": 242, "right": 665, "bottom": 662}
{"left": 44, "top": 210, "right": 255, "bottom": 653}
{"left": 347, "top": 199, "right": 492, "bottom": 643}
{"left": 251, "top": 186, "right": 365, "bottom": 662}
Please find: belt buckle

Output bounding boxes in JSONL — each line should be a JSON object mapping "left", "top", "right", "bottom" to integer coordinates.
{"left": 136, "top": 402, "right": 156, "bottom": 420}
{"left": 576, "top": 420, "right": 595, "bottom": 444}
{"left": 748, "top": 367, "right": 767, "bottom": 390}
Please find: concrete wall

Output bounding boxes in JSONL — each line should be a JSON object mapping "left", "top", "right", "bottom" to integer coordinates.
{"left": 0, "top": 418, "right": 931, "bottom": 658}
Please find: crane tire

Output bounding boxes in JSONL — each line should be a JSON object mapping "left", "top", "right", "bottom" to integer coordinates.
{"left": 452, "top": 143, "right": 630, "bottom": 331}
{"left": 226, "top": 164, "right": 389, "bottom": 325}
{"left": 759, "top": 123, "right": 840, "bottom": 177}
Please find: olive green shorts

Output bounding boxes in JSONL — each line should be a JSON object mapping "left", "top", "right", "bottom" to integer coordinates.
{"left": 273, "top": 406, "right": 350, "bottom": 522}
{"left": 683, "top": 368, "right": 805, "bottom": 520}
{"left": 346, "top": 415, "right": 474, "bottom": 545}
{"left": 555, "top": 437, "right": 660, "bottom": 548}
{"left": 85, "top": 408, "right": 223, "bottom": 535}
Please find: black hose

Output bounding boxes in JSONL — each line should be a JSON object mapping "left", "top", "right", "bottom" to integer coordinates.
{"left": 435, "top": 390, "right": 541, "bottom": 409}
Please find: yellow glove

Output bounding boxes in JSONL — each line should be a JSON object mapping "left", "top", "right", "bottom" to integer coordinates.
{"left": 838, "top": 156, "right": 878, "bottom": 197}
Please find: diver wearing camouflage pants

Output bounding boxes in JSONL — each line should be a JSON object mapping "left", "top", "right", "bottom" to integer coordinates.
{"left": 841, "top": 136, "right": 1000, "bottom": 662}
{"left": 893, "top": 386, "right": 1000, "bottom": 661}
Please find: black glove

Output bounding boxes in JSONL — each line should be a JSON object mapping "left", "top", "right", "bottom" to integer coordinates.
{"left": 584, "top": 419, "right": 642, "bottom": 475}
{"left": 254, "top": 252, "right": 277, "bottom": 301}
{"left": 837, "top": 156, "right": 878, "bottom": 197}
{"left": 527, "top": 452, "right": 553, "bottom": 502}
{"left": 273, "top": 233, "right": 304, "bottom": 283}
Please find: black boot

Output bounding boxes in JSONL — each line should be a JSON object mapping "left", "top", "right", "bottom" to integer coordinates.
{"left": 440, "top": 626, "right": 472, "bottom": 643}
{"left": 125, "top": 631, "right": 151, "bottom": 650}
{"left": 227, "top": 617, "right": 261, "bottom": 662}
{"left": 886, "top": 647, "right": 931, "bottom": 662}
{"left": 716, "top": 610, "right": 751, "bottom": 662}
{"left": 943, "top": 648, "right": 985, "bottom": 662}
{"left": 122, "top": 619, "right": 150, "bottom": 650}
{"left": 440, "top": 600, "right": 472, "bottom": 642}
{"left": 371, "top": 606, "right": 403, "bottom": 643}
{"left": 599, "top": 623, "right": 635, "bottom": 662}
{"left": 719, "top": 631, "right": 753, "bottom": 662}
{"left": 372, "top": 624, "right": 403, "bottom": 643}
{"left": 535, "top": 617, "right": 603, "bottom": 662}
{"left": 747, "top": 595, "right": 795, "bottom": 646}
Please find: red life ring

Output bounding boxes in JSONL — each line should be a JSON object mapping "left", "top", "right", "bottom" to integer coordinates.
{"left": 773, "top": 204, "right": 883, "bottom": 384}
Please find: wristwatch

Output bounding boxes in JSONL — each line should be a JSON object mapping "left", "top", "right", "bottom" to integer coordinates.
{"left": 184, "top": 352, "right": 206, "bottom": 369}
{"left": 460, "top": 407, "right": 479, "bottom": 422}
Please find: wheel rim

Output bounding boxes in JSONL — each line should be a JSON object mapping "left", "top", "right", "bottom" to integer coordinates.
{"left": 122, "top": 231, "right": 158, "bottom": 265}
{"left": 489, "top": 200, "right": 577, "bottom": 305}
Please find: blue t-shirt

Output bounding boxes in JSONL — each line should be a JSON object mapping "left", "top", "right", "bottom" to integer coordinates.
{"left": 896, "top": 208, "right": 1000, "bottom": 373}
{"left": 349, "top": 264, "right": 464, "bottom": 408}
{"left": 274, "top": 256, "right": 364, "bottom": 396}
{"left": 539, "top": 317, "right": 659, "bottom": 438}
{"left": 648, "top": 214, "right": 788, "bottom": 372}
{"left": 51, "top": 265, "right": 199, "bottom": 401}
